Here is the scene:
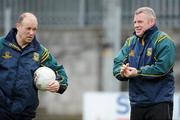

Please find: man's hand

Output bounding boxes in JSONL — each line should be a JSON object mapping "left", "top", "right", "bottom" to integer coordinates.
{"left": 124, "top": 67, "right": 138, "bottom": 78}
{"left": 120, "top": 63, "right": 138, "bottom": 78}
{"left": 120, "top": 63, "right": 129, "bottom": 77}
{"left": 46, "top": 80, "right": 60, "bottom": 92}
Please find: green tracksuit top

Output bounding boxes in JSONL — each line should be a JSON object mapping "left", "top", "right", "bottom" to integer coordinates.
{"left": 113, "top": 26, "right": 176, "bottom": 106}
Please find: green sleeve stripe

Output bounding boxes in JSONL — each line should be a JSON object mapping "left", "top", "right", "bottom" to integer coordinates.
{"left": 41, "top": 50, "right": 48, "bottom": 60}
{"left": 115, "top": 73, "right": 120, "bottom": 78}
{"left": 40, "top": 48, "right": 49, "bottom": 63}
{"left": 58, "top": 75, "right": 68, "bottom": 85}
{"left": 60, "top": 84, "right": 67, "bottom": 86}
{"left": 155, "top": 34, "right": 167, "bottom": 45}
{"left": 41, "top": 47, "right": 48, "bottom": 58}
{"left": 139, "top": 73, "right": 164, "bottom": 77}
{"left": 126, "top": 36, "right": 134, "bottom": 46}
{"left": 154, "top": 56, "right": 157, "bottom": 61}
{"left": 140, "top": 63, "right": 174, "bottom": 77}
{"left": 59, "top": 76, "right": 65, "bottom": 82}
{"left": 41, "top": 52, "right": 49, "bottom": 63}
{"left": 127, "top": 38, "right": 131, "bottom": 46}
{"left": 157, "top": 36, "right": 167, "bottom": 43}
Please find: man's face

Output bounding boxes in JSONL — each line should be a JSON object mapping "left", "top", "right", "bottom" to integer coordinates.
{"left": 16, "top": 16, "right": 38, "bottom": 44}
{"left": 133, "top": 12, "right": 154, "bottom": 37}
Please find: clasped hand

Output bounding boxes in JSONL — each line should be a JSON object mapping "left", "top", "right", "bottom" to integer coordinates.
{"left": 120, "top": 63, "right": 138, "bottom": 78}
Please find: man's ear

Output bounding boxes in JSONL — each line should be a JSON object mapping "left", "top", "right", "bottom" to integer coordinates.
{"left": 149, "top": 18, "right": 155, "bottom": 27}
{"left": 16, "top": 22, "right": 20, "bottom": 30}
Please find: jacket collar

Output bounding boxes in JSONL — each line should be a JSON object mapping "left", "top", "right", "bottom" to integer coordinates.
{"left": 4, "top": 28, "right": 40, "bottom": 52}
{"left": 134, "top": 25, "right": 159, "bottom": 39}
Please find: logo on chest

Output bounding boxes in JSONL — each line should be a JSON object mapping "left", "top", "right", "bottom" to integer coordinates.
{"left": 129, "top": 50, "right": 135, "bottom": 57}
{"left": 33, "top": 52, "right": 40, "bottom": 62}
{"left": 2, "top": 51, "right": 12, "bottom": 59}
{"left": 146, "top": 48, "right": 152, "bottom": 56}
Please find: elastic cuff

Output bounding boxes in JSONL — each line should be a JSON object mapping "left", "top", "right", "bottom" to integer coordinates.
{"left": 57, "top": 85, "right": 67, "bottom": 94}
{"left": 137, "top": 69, "right": 142, "bottom": 75}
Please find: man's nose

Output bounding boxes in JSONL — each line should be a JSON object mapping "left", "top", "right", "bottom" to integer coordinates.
{"left": 29, "top": 29, "right": 35, "bottom": 35}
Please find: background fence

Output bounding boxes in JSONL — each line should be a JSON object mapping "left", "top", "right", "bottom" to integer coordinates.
{"left": 0, "top": 0, "right": 180, "bottom": 120}
{"left": 0, "top": 0, "right": 180, "bottom": 29}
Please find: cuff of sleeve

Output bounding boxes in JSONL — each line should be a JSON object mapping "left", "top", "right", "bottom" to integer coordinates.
{"left": 137, "top": 69, "right": 142, "bottom": 75}
{"left": 57, "top": 85, "right": 67, "bottom": 94}
{"left": 116, "top": 74, "right": 128, "bottom": 81}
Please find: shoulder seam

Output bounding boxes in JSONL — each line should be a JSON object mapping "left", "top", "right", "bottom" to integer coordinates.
{"left": 155, "top": 32, "right": 170, "bottom": 45}
{"left": 40, "top": 45, "right": 49, "bottom": 63}
{"left": 126, "top": 36, "right": 136, "bottom": 46}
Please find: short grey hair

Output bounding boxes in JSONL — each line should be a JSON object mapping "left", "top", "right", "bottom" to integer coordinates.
{"left": 17, "top": 12, "right": 37, "bottom": 24}
{"left": 135, "top": 7, "right": 156, "bottom": 20}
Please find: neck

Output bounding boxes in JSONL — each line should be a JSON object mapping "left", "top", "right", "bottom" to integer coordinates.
{"left": 16, "top": 34, "right": 28, "bottom": 48}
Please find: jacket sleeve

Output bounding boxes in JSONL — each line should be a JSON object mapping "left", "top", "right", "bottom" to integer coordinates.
{"left": 138, "top": 34, "right": 176, "bottom": 78}
{"left": 113, "top": 37, "right": 132, "bottom": 81}
{"left": 40, "top": 45, "right": 68, "bottom": 94}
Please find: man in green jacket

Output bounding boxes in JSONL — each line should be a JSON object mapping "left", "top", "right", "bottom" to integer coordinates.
{"left": 113, "top": 7, "right": 176, "bottom": 120}
{"left": 0, "top": 12, "right": 68, "bottom": 120}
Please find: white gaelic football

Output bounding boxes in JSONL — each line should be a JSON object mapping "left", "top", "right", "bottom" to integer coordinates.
{"left": 34, "top": 66, "right": 56, "bottom": 90}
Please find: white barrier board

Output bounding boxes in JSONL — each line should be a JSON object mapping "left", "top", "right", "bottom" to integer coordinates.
{"left": 83, "top": 92, "right": 180, "bottom": 120}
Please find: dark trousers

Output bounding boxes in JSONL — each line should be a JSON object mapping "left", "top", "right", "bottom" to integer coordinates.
{"left": 0, "top": 107, "right": 33, "bottom": 120}
{"left": 130, "top": 102, "right": 173, "bottom": 120}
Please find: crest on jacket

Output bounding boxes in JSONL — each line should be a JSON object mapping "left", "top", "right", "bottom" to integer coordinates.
{"left": 33, "top": 52, "right": 40, "bottom": 62}
{"left": 129, "top": 50, "right": 135, "bottom": 57}
{"left": 146, "top": 48, "right": 152, "bottom": 56}
{"left": 2, "top": 51, "right": 12, "bottom": 59}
